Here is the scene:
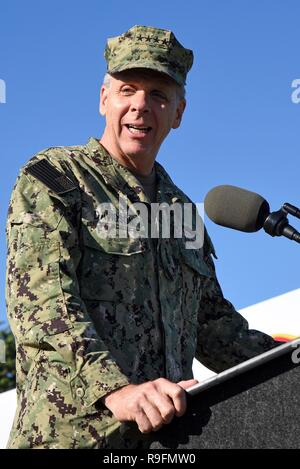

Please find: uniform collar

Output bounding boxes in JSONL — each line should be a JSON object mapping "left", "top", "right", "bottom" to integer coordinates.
{"left": 85, "top": 137, "right": 187, "bottom": 205}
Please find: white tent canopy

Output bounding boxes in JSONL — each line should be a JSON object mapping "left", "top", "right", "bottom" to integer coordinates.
{"left": 1, "top": 289, "right": 299, "bottom": 449}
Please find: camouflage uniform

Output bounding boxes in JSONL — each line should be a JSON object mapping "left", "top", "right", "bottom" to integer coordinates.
{"left": 6, "top": 138, "right": 278, "bottom": 448}
{"left": 5, "top": 26, "right": 278, "bottom": 448}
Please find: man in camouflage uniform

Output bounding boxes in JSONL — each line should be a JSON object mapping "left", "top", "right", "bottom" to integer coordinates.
{"left": 6, "top": 25, "right": 278, "bottom": 449}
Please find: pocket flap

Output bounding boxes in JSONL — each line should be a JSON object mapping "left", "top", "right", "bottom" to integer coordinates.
{"left": 82, "top": 225, "right": 145, "bottom": 255}
{"left": 181, "top": 246, "right": 212, "bottom": 277}
{"left": 9, "top": 211, "right": 63, "bottom": 232}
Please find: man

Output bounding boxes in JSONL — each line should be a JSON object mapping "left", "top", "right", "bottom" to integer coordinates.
{"left": 6, "top": 25, "right": 278, "bottom": 449}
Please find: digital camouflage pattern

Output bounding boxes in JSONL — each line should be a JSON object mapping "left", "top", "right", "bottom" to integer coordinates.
{"left": 105, "top": 25, "right": 193, "bottom": 86}
{"left": 6, "top": 137, "right": 278, "bottom": 448}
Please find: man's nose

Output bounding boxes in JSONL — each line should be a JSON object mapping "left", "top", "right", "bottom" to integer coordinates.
{"left": 129, "top": 91, "right": 150, "bottom": 113}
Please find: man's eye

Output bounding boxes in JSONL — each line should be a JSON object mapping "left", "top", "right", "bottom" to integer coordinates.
{"left": 152, "top": 91, "right": 168, "bottom": 101}
{"left": 121, "top": 87, "right": 135, "bottom": 95}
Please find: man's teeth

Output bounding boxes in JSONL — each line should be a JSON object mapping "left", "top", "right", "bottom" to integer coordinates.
{"left": 127, "top": 125, "right": 150, "bottom": 133}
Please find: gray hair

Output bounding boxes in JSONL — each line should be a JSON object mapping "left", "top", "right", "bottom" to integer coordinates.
{"left": 103, "top": 73, "right": 111, "bottom": 89}
{"left": 102, "top": 72, "right": 186, "bottom": 100}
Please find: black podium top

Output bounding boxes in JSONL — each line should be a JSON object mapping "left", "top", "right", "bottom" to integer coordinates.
{"left": 151, "top": 339, "right": 300, "bottom": 449}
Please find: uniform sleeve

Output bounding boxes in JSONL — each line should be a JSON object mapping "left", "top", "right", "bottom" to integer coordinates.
{"left": 6, "top": 164, "right": 130, "bottom": 406}
{"left": 195, "top": 232, "right": 279, "bottom": 372}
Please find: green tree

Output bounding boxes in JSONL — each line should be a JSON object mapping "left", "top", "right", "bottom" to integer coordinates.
{"left": 0, "top": 327, "right": 16, "bottom": 392}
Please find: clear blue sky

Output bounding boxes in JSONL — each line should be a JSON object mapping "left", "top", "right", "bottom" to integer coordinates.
{"left": 1, "top": 0, "right": 300, "bottom": 328}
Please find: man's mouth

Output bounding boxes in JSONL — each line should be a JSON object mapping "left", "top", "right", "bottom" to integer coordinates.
{"left": 125, "top": 124, "right": 152, "bottom": 134}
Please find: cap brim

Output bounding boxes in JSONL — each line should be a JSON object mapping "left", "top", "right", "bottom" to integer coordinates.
{"left": 108, "top": 61, "right": 184, "bottom": 86}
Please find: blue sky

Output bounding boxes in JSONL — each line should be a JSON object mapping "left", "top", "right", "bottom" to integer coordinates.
{"left": 1, "top": 0, "right": 300, "bottom": 328}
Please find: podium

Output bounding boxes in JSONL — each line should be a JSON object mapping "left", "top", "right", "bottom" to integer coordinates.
{"left": 150, "top": 342, "right": 300, "bottom": 449}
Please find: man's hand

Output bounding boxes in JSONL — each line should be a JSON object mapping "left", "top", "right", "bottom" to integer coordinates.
{"left": 102, "top": 377, "right": 198, "bottom": 433}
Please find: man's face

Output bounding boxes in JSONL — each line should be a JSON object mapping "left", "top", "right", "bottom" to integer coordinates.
{"left": 99, "top": 69, "right": 186, "bottom": 166}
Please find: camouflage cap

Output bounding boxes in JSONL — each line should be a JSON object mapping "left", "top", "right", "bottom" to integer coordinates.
{"left": 104, "top": 25, "right": 193, "bottom": 86}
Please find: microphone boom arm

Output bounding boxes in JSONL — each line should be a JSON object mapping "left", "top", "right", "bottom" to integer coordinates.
{"left": 282, "top": 202, "right": 300, "bottom": 220}
{"left": 263, "top": 203, "right": 300, "bottom": 244}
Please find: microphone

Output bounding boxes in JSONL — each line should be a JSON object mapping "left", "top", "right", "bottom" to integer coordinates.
{"left": 204, "top": 185, "right": 300, "bottom": 243}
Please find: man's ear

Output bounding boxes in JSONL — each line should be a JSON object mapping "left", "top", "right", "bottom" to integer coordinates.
{"left": 172, "top": 99, "right": 186, "bottom": 129}
{"left": 99, "top": 85, "right": 108, "bottom": 116}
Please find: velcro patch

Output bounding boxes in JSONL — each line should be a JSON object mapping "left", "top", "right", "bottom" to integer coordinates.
{"left": 25, "top": 159, "right": 77, "bottom": 195}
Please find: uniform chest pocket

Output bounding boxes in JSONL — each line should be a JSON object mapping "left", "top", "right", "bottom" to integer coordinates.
{"left": 180, "top": 246, "right": 212, "bottom": 278}
{"left": 82, "top": 222, "right": 145, "bottom": 255}
{"left": 180, "top": 246, "right": 212, "bottom": 325}
{"left": 79, "top": 224, "right": 147, "bottom": 302}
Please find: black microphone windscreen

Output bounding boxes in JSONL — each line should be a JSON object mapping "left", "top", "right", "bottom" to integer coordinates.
{"left": 204, "top": 185, "right": 270, "bottom": 232}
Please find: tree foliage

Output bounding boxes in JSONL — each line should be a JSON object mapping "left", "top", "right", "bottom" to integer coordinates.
{"left": 0, "top": 327, "right": 16, "bottom": 393}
